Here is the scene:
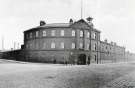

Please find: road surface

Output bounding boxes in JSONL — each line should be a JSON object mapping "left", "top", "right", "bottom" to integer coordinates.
{"left": 0, "top": 59, "right": 135, "bottom": 88}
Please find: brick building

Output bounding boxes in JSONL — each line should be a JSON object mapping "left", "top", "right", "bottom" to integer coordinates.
{"left": 23, "top": 18, "right": 100, "bottom": 64}
{"left": 100, "top": 40, "right": 125, "bottom": 63}
{"left": 20, "top": 18, "right": 126, "bottom": 64}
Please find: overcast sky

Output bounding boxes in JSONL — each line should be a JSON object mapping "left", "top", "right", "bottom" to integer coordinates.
{"left": 0, "top": 0, "right": 135, "bottom": 53}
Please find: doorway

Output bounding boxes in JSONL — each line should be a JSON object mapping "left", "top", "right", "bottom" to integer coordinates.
{"left": 78, "top": 54, "right": 86, "bottom": 65}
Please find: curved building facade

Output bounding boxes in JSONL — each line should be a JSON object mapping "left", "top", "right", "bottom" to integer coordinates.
{"left": 23, "top": 19, "right": 101, "bottom": 64}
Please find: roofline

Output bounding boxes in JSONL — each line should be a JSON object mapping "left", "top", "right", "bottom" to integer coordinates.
{"left": 24, "top": 25, "right": 71, "bottom": 33}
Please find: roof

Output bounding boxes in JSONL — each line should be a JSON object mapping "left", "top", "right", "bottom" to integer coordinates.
{"left": 24, "top": 23, "right": 70, "bottom": 32}
{"left": 40, "top": 23, "right": 70, "bottom": 28}
{"left": 24, "top": 19, "right": 101, "bottom": 33}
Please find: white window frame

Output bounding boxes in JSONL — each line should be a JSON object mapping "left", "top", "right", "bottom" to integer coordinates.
{"left": 30, "top": 32, "right": 32, "bottom": 38}
{"left": 79, "top": 42, "right": 83, "bottom": 49}
{"left": 51, "top": 42, "right": 55, "bottom": 48}
{"left": 51, "top": 30, "right": 55, "bottom": 36}
{"left": 36, "top": 31, "right": 39, "bottom": 37}
{"left": 72, "top": 30, "right": 75, "bottom": 36}
{"left": 71, "top": 43, "right": 75, "bottom": 49}
{"left": 93, "top": 32, "right": 96, "bottom": 39}
{"left": 87, "top": 32, "right": 90, "bottom": 38}
{"left": 43, "top": 30, "right": 46, "bottom": 37}
{"left": 61, "top": 30, "right": 64, "bottom": 36}
{"left": 61, "top": 42, "right": 64, "bottom": 49}
{"left": 80, "top": 30, "right": 83, "bottom": 37}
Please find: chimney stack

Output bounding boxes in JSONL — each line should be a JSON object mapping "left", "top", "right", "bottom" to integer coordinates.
{"left": 69, "top": 19, "right": 73, "bottom": 24}
{"left": 40, "top": 20, "right": 46, "bottom": 26}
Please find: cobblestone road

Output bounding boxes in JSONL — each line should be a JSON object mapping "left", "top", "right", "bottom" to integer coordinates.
{"left": 103, "top": 71, "right": 135, "bottom": 88}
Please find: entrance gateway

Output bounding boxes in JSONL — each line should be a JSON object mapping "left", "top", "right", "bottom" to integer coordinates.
{"left": 78, "top": 54, "right": 86, "bottom": 65}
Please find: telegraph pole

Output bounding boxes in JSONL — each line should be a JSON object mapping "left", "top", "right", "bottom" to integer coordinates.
{"left": 81, "top": 0, "right": 83, "bottom": 19}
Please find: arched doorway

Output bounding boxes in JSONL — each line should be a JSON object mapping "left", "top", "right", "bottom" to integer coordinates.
{"left": 78, "top": 54, "right": 86, "bottom": 65}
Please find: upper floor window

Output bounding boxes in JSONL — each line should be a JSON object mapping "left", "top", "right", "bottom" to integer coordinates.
{"left": 26, "top": 34, "right": 29, "bottom": 39}
{"left": 79, "top": 42, "right": 83, "bottom": 49}
{"left": 51, "top": 42, "right": 55, "bottom": 48}
{"left": 30, "top": 32, "right": 32, "bottom": 38}
{"left": 86, "top": 44, "right": 89, "bottom": 50}
{"left": 51, "top": 30, "right": 55, "bottom": 36}
{"left": 72, "top": 43, "right": 75, "bottom": 49}
{"left": 87, "top": 32, "right": 90, "bottom": 38}
{"left": 61, "top": 42, "right": 64, "bottom": 49}
{"left": 42, "top": 30, "right": 46, "bottom": 37}
{"left": 72, "top": 30, "right": 75, "bottom": 36}
{"left": 61, "top": 30, "right": 64, "bottom": 36}
{"left": 80, "top": 30, "right": 83, "bottom": 37}
{"left": 93, "top": 32, "right": 96, "bottom": 39}
{"left": 36, "top": 31, "right": 39, "bottom": 37}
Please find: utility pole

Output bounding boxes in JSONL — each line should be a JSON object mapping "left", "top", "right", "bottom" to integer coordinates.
{"left": 81, "top": 0, "right": 83, "bottom": 19}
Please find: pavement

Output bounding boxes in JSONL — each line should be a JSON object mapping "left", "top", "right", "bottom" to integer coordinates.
{"left": 0, "top": 59, "right": 135, "bottom": 88}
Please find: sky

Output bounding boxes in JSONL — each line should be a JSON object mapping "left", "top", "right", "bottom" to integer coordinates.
{"left": 0, "top": 0, "right": 135, "bottom": 53}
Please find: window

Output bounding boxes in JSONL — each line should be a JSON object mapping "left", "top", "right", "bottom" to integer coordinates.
{"left": 36, "top": 31, "right": 39, "bottom": 37}
{"left": 26, "top": 34, "right": 29, "bottom": 39}
{"left": 94, "top": 44, "right": 97, "bottom": 51}
{"left": 86, "top": 44, "right": 89, "bottom": 50}
{"left": 26, "top": 44, "right": 29, "bottom": 49}
{"left": 79, "top": 43, "right": 83, "bottom": 49}
{"left": 95, "top": 55, "right": 96, "bottom": 61}
{"left": 61, "top": 42, "right": 64, "bottom": 49}
{"left": 72, "top": 43, "right": 75, "bottom": 49}
{"left": 43, "top": 42, "right": 46, "bottom": 49}
{"left": 87, "top": 32, "right": 90, "bottom": 38}
{"left": 80, "top": 30, "right": 83, "bottom": 37}
{"left": 51, "top": 30, "right": 55, "bottom": 36}
{"left": 72, "top": 30, "right": 75, "bottom": 36}
{"left": 61, "top": 30, "right": 64, "bottom": 36}
{"left": 30, "top": 32, "right": 32, "bottom": 38}
{"left": 106, "top": 46, "right": 107, "bottom": 50}
{"left": 43, "top": 30, "right": 46, "bottom": 36}
{"left": 51, "top": 42, "right": 55, "bottom": 48}
{"left": 92, "top": 32, "right": 96, "bottom": 39}
{"left": 30, "top": 43, "right": 32, "bottom": 49}
{"left": 94, "top": 33, "right": 96, "bottom": 39}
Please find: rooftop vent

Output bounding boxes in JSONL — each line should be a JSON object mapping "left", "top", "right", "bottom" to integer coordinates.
{"left": 86, "top": 17, "right": 93, "bottom": 23}
{"left": 40, "top": 20, "right": 46, "bottom": 26}
{"left": 69, "top": 19, "right": 73, "bottom": 24}
{"left": 86, "top": 17, "right": 94, "bottom": 27}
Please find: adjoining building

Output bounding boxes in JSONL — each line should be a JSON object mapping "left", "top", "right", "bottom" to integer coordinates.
{"left": 100, "top": 40, "right": 125, "bottom": 63}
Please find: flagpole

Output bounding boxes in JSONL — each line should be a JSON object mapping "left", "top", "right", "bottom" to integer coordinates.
{"left": 81, "top": 0, "right": 83, "bottom": 19}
